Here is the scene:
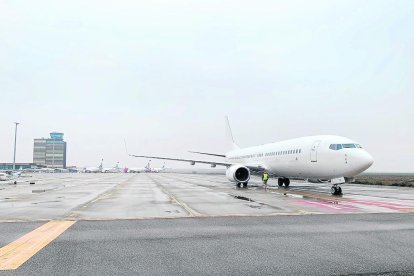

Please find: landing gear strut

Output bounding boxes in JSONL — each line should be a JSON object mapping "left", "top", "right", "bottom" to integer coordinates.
{"left": 236, "top": 182, "right": 248, "bottom": 188}
{"left": 331, "top": 185, "right": 342, "bottom": 195}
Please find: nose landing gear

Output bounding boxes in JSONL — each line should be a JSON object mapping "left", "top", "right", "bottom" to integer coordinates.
{"left": 331, "top": 185, "right": 342, "bottom": 195}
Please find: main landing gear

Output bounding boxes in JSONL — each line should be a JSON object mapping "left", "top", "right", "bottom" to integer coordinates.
{"left": 331, "top": 185, "right": 342, "bottom": 196}
{"left": 278, "top": 178, "right": 290, "bottom": 188}
{"left": 237, "top": 182, "right": 248, "bottom": 188}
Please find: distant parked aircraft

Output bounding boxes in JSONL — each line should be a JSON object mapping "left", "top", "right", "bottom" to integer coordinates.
{"left": 151, "top": 163, "right": 167, "bottom": 173}
{"left": 128, "top": 161, "right": 152, "bottom": 173}
{"left": 84, "top": 159, "right": 103, "bottom": 173}
{"left": 0, "top": 171, "right": 21, "bottom": 182}
{"left": 102, "top": 162, "right": 122, "bottom": 173}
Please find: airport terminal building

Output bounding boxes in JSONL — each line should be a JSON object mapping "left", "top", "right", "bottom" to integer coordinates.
{"left": 0, "top": 163, "right": 35, "bottom": 170}
{"left": 33, "top": 132, "right": 67, "bottom": 168}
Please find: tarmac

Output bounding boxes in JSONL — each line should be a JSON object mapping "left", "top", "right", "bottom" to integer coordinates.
{"left": 0, "top": 173, "right": 413, "bottom": 275}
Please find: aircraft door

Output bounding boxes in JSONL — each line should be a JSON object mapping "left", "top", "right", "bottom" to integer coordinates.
{"left": 310, "top": 141, "right": 321, "bottom": 162}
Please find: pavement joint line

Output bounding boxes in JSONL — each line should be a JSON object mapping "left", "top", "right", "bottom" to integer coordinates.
{"left": 0, "top": 210, "right": 413, "bottom": 223}
{"left": 0, "top": 220, "right": 76, "bottom": 270}
{"left": 62, "top": 175, "right": 136, "bottom": 219}
{"left": 147, "top": 175, "right": 202, "bottom": 217}
{"left": 157, "top": 174, "right": 298, "bottom": 212}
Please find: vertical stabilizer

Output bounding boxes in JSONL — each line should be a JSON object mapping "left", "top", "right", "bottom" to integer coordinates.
{"left": 225, "top": 116, "right": 240, "bottom": 151}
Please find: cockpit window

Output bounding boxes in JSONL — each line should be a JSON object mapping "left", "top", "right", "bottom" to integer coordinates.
{"left": 342, "top": 144, "right": 356, "bottom": 148}
{"left": 329, "top": 143, "right": 359, "bottom": 150}
{"left": 329, "top": 144, "right": 342, "bottom": 150}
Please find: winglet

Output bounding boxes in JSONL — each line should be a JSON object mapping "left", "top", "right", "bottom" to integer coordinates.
{"left": 225, "top": 116, "right": 240, "bottom": 151}
{"left": 124, "top": 139, "right": 131, "bottom": 156}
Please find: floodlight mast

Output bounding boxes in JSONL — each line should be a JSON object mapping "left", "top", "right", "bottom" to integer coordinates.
{"left": 12, "top": 122, "right": 20, "bottom": 171}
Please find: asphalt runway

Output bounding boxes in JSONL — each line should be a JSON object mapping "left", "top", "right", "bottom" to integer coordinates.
{"left": 0, "top": 173, "right": 414, "bottom": 275}
{"left": 0, "top": 214, "right": 413, "bottom": 275}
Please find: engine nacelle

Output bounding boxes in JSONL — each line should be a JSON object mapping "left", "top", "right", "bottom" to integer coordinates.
{"left": 226, "top": 165, "right": 250, "bottom": 183}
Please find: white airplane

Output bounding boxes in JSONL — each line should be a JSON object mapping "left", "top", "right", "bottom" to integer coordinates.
{"left": 0, "top": 171, "right": 21, "bottom": 182}
{"left": 84, "top": 159, "right": 104, "bottom": 173}
{"left": 102, "top": 162, "right": 122, "bottom": 173}
{"left": 0, "top": 173, "right": 9, "bottom": 181}
{"left": 130, "top": 117, "right": 374, "bottom": 195}
{"left": 152, "top": 163, "right": 167, "bottom": 173}
{"left": 128, "top": 161, "right": 152, "bottom": 173}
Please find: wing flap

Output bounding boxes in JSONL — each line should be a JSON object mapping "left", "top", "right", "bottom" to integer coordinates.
{"left": 188, "top": 151, "right": 226, "bottom": 158}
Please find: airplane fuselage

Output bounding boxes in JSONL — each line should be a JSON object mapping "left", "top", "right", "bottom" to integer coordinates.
{"left": 225, "top": 135, "right": 374, "bottom": 180}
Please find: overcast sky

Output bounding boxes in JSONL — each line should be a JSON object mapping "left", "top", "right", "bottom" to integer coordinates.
{"left": 0, "top": 0, "right": 413, "bottom": 172}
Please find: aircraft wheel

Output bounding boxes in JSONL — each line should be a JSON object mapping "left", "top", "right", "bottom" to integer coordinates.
{"left": 284, "top": 178, "right": 290, "bottom": 187}
{"left": 243, "top": 182, "right": 248, "bottom": 188}
{"left": 331, "top": 186, "right": 340, "bottom": 195}
{"left": 236, "top": 183, "right": 241, "bottom": 188}
{"left": 278, "top": 178, "right": 283, "bottom": 187}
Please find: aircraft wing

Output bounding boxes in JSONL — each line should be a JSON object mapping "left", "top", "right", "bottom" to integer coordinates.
{"left": 129, "top": 154, "right": 231, "bottom": 167}
{"left": 129, "top": 154, "right": 268, "bottom": 174}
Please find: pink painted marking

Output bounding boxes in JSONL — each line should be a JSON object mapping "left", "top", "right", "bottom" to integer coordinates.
{"left": 345, "top": 199, "right": 414, "bottom": 211}
{"left": 293, "top": 200, "right": 358, "bottom": 211}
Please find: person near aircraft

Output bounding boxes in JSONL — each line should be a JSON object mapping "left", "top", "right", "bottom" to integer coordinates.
{"left": 262, "top": 171, "right": 269, "bottom": 190}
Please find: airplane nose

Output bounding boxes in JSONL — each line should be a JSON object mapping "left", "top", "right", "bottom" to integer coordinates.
{"left": 358, "top": 151, "right": 374, "bottom": 170}
{"left": 364, "top": 152, "right": 374, "bottom": 167}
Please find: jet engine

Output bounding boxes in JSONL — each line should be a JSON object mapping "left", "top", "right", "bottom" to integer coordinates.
{"left": 226, "top": 165, "right": 250, "bottom": 183}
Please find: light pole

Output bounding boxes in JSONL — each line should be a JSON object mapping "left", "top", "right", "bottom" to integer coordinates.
{"left": 12, "top": 122, "right": 19, "bottom": 171}
{"left": 52, "top": 139, "right": 55, "bottom": 169}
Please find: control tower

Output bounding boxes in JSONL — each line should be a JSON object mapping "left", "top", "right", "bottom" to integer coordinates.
{"left": 33, "top": 132, "right": 67, "bottom": 168}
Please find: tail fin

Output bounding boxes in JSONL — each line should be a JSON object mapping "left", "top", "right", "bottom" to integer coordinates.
{"left": 99, "top": 159, "right": 103, "bottom": 170}
{"left": 225, "top": 116, "right": 240, "bottom": 151}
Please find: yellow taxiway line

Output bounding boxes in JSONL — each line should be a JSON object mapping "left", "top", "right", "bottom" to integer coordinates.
{"left": 0, "top": 220, "right": 76, "bottom": 270}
